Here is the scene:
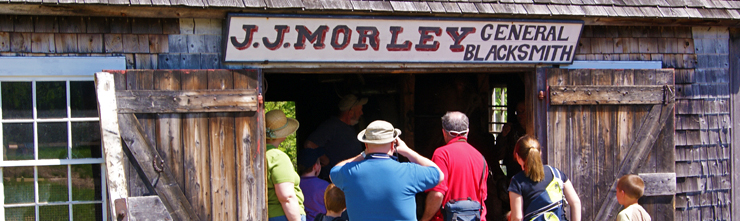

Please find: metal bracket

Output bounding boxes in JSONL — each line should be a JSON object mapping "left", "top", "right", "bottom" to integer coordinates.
{"left": 114, "top": 198, "right": 129, "bottom": 221}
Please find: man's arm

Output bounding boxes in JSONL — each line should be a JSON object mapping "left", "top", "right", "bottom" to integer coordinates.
{"left": 394, "top": 138, "right": 444, "bottom": 184}
{"left": 421, "top": 190, "right": 444, "bottom": 221}
{"left": 333, "top": 153, "right": 364, "bottom": 168}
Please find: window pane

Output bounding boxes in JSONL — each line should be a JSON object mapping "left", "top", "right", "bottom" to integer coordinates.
{"left": 71, "top": 164, "right": 102, "bottom": 201}
{"left": 3, "top": 166, "right": 35, "bottom": 204}
{"left": 2, "top": 82, "right": 32, "bottom": 119}
{"left": 37, "top": 81, "right": 68, "bottom": 118}
{"left": 72, "top": 122, "right": 101, "bottom": 159}
{"left": 4, "top": 123, "right": 34, "bottom": 160}
{"left": 40, "top": 205, "right": 69, "bottom": 221}
{"left": 70, "top": 81, "right": 98, "bottom": 118}
{"left": 38, "top": 122, "right": 68, "bottom": 160}
{"left": 73, "top": 203, "right": 102, "bottom": 221}
{"left": 38, "top": 165, "right": 68, "bottom": 203}
{"left": 5, "top": 206, "right": 35, "bottom": 221}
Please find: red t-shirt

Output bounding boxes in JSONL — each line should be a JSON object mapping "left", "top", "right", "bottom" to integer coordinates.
{"left": 429, "top": 136, "right": 488, "bottom": 221}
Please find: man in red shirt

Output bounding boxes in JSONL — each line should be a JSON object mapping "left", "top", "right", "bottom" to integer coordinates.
{"left": 421, "top": 111, "right": 488, "bottom": 221}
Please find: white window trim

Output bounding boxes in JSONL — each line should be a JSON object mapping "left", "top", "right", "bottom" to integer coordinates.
{"left": 0, "top": 56, "right": 124, "bottom": 221}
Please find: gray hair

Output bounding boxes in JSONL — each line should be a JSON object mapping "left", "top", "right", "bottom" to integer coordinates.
{"left": 441, "top": 111, "right": 469, "bottom": 132}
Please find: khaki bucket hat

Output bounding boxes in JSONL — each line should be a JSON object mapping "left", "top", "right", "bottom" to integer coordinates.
{"left": 357, "top": 120, "right": 402, "bottom": 144}
{"left": 265, "top": 110, "right": 299, "bottom": 139}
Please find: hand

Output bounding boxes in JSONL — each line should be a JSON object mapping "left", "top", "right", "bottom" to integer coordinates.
{"left": 394, "top": 138, "right": 412, "bottom": 157}
{"left": 501, "top": 123, "right": 512, "bottom": 136}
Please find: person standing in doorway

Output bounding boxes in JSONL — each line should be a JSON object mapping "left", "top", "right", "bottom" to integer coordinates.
{"left": 266, "top": 110, "right": 307, "bottom": 221}
{"left": 421, "top": 111, "right": 488, "bottom": 221}
{"left": 298, "top": 148, "right": 330, "bottom": 221}
{"left": 305, "top": 94, "right": 367, "bottom": 181}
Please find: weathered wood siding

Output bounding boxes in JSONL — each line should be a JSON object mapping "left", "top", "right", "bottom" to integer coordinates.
{"left": 111, "top": 70, "right": 265, "bottom": 221}
{"left": 575, "top": 26, "right": 731, "bottom": 221}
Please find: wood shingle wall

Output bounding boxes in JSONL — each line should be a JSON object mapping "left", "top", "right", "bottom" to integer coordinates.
{"left": 672, "top": 27, "right": 732, "bottom": 221}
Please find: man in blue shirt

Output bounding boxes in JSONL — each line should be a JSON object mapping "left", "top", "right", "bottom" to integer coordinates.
{"left": 330, "top": 120, "right": 444, "bottom": 221}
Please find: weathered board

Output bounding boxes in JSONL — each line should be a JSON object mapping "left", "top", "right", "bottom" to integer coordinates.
{"left": 97, "top": 69, "right": 265, "bottom": 221}
{"left": 545, "top": 68, "right": 675, "bottom": 221}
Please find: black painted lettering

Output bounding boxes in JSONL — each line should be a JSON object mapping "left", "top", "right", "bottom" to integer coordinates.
{"left": 507, "top": 25, "right": 524, "bottom": 40}
{"left": 353, "top": 26, "right": 380, "bottom": 51}
{"left": 496, "top": 45, "right": 507, "bottom": 61}
{"left": 560, "top": 45, "right": 573, "bottom": 61}
{"left": 263, "top": 25, "right": 289, "bottom": 50}
{"left": 557, "top": 26, "right": 570, "bottom": 41}
{"left": 522, "top": 25, "right": 535, "bottom": 41}
{"left": 534, "top": 26, "right": 547, "bottom": 41}
{"left": 464, "top": 44, "right": 476, "bottom": 61}
{"left": 543, "top": 46, "right": 551, "bottom": 60}
{"left": 545, "top": 26, "right": 558, "bottom": 41}
{"left": 505, "top": 45, "right": 519, "bottom": 61}
{"left": 474, "top": 45, "right": 484, "bottom": 61}
{"left": 550, "top": 45, "right": 563, "bottom": 61}
{"left": 481, "top": 24, "right": 494, "bottom": 41}
{"left": 416, "top": 27, "right": 442, "bottom": 51}
{"left": 330, "top": 25, "right": 352, "bottom": 50}
{"left": 231, "top": 25, "right": 258, "bottom": 50}
{"left": 517, "top": 44, "right": 530, "bottom": 60}
{"left": 494, "top": 25, "right": 508, "bottom": 40}
{"left": 447, "top": 27, "right": 476, "bottom": 52}
{"left": 294, "top": 25, "right": 328, "bottom": 50}
{"left": 387, "top": 26, "right": 412, "bottom": 51}
{"left": 529, "top": 45, "right": 546, "bottom": 61}
{"left": 485, "top": 45, "right": 497, "bottom": 61}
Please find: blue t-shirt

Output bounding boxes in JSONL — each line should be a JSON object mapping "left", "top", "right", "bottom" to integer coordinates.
{"left": 300, "top": 176, "right": 330, "bottom": 221}
{"left": 508, "top": 165, "right": 568, "bottom": 212}
{"left": 330, "top": 158, "right": 440, "bottom": 221}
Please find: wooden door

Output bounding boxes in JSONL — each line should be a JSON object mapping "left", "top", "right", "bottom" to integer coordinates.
{"left": 544, "top": 68, "right": 676, "bottom": 221}
{"left": 95, "top": 69, "right": 264, "bottom": 221}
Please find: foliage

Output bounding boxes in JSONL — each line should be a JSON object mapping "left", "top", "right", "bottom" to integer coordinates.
{"left": 265, "top": 101, "right": 298, "bottom": 169}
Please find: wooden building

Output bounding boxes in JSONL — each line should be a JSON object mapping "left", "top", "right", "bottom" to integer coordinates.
{"left": 0, "top": 0, "right": 738, "bottom": 220}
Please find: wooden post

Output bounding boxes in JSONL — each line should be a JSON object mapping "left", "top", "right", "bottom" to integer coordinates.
{"left": 95, "top": 72, "right": 128, "bottom": 221}
{"left": 400, "top": 74, "right": 415, "bottom": 149}
{"left": 728, "top": 27, "right": 740, "bottom": 221}
{"left": 535, "top": 67, "right": 549, "bottom": 163}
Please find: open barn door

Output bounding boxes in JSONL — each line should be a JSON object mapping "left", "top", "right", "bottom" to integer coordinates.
{"left": 543, "top": 68, "right": 676, "bottom": 221}
{"left": 94, "top": 70, "right": 264, "bottom": 221}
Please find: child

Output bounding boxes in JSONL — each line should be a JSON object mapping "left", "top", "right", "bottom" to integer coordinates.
{"left": 314, "top": 184, "right": 348, "bottom": 221}
{"left": 616, "top": 174, "right": 651, "bottom": 221}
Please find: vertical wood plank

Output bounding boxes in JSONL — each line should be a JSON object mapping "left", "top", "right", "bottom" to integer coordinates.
{"left": 31, "top": 33, "right": 55, "bottom": 53}
{"left": 233, "top": 69, "right": 265, "bottom": 221}
{"left": 13, "top": 16, "right": 33, "bottom": 32}
{"left": 208, "top": 70, "right": 237, "bottom": 221}
{"left": 104, "top": 34, "right": 123, "bottom": 53}
{"left": 58, "top": 16, "right": 86, "bottom": 33}
{"left": 401, "top": 74, "right": 415, "bottom": 149}
{"left": 181, "top": 71, "right": 211, "bottom": 221}
{"left": 0, "top": 32, "right": 9, "bottom": 52}
{"left": 154, "top": 70, "right": 184, "bottom": 191}
{"left": 34, "top": 16, "right": 58, "bottom": 33}
{"left": 54, "top": 33, "right": 78, "bottom": 53}
{"left": 149, "top": 34, "right": 169, "bottom": 53}
{"left": 126, "top": 70, "right": 155, "bottom": 197}
{"left": 94, "top": 72, "right": 129, "bottom": 221}
{"left": 86, "top": 17, "right": 110, "bottom": 34}
{"left": 0, "top": 15, "right": 13, "bottom": 32}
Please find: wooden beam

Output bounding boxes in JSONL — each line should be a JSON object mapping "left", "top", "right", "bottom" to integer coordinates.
{"left": 400, "top": 74, "right": 415, "bottom": 149}
{"left": 638, "top": 173, "right": 676, "bottom": 197}
{"left": 729, "top": 27, "right": 740, "bottom": 221}
{"left": 594, "top": 101, "right": 675, "bottom": 221}
{"left": 118, "top": 113, "right": 200, "bottom": 221}
{"left": 550, "top": 85, "right": 670, "bottom": 105}
{"left": 116, "top": 89, "right": 258, "bottom": 113}
{"left": 94, "top": 72, "right": 128, "bottom": 221}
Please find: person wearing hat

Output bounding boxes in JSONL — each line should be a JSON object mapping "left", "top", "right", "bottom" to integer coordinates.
{"left": 266, "top": 109, "right": 306, "bottom": 221}
{"left": 329, "top": 120, "right": 444, "bottom": 221}
{"left": 305, "top": 94, "right": 368, "bottom": 181}
{"left": 297, "top": 148, "right": 330, "bottom": 221}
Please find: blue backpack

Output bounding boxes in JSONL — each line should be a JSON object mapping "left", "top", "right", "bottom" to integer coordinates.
{"left": 522, "top": 166, "right": 568, "bottom": 221}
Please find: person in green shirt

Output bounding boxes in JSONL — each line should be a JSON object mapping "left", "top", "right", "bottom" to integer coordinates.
{"left": 266, "top": 109, "right": 306, "bottom": 221}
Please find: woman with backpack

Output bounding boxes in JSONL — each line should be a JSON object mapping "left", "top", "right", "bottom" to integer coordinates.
{"left": 508, "top": 135, "right": 581, "bottom": 221}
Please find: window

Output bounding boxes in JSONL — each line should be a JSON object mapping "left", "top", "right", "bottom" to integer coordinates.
{"left": 0, "top": 57, "right": 124, "bottom": 221}
{"left": 489, "top": 87, "right": 508, "bottom": 140}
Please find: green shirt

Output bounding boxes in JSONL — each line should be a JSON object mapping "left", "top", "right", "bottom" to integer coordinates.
{"left": 266, "top": 144, "right": 305, "bottom": 218}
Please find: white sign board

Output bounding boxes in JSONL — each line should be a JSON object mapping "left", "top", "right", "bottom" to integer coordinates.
{"left": 225, "top": 15, "right": 584, "bottom": 64}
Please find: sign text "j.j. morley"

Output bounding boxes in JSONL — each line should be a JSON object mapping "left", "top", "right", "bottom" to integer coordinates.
{"left": 224, "top": 15, "right": 584, "bottom": 64}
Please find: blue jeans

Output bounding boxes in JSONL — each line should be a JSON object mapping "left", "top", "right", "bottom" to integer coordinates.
{"left": 269, "top": 215, "right": 306, "bottom": 221}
